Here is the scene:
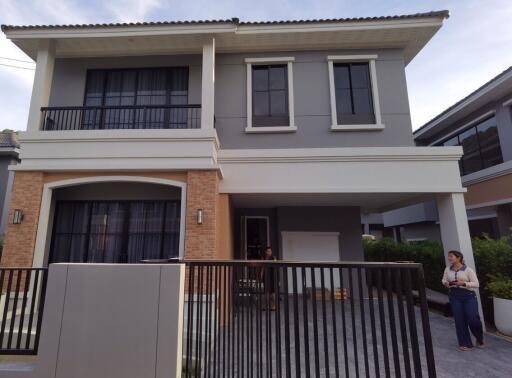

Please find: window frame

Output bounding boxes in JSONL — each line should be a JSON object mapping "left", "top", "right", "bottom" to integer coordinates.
{"left": 327, "top": 55, "right": 384, "bottom": 131}
{"left": 245, "top": 57, "right": 296, "bottom": 133}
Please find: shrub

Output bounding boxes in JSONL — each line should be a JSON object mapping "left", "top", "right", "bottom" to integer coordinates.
{"left": 364, "top": 236, "right": 512, "bottom": 322}
{"left": 364, "top": 238, "right": 445, "bottom": 292}
{"left": 487, "top": 275, "right": 512, "bottom": 300}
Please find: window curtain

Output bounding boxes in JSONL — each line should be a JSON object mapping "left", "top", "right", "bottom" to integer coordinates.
{"left": 50, "top": 200, "right": 181, "bottom": 264}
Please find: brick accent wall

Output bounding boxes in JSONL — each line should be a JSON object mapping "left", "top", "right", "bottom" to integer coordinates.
{"left": 1, "top": 170, "right": 225, "bottom": 267}
{"left": 1, "top": 172, "right": 44, "bottom": 267}
{"left": 185, "top": 170, "right": 220, "bottom": 259}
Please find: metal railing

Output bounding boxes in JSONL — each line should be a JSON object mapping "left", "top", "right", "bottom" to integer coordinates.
{"left": 0, "top": 268, "right": 48, "bottom": 355}
{"left": 182, "top": 260, "right": 436, "bottom": 378}
{"left": 40, "top": 104, "right": 201, "bottom": 131}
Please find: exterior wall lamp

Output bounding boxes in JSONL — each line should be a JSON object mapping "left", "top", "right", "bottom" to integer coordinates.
{"left": 197, "top": 209, "right": 203, "bottom": 225}
{"left": 12, "top": 209, "right": 23, "bottom": 224}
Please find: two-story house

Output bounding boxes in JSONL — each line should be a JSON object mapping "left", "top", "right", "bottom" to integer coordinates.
{"left": 384, "top": 67, "right": 512, "bottom": 241}
{"left": 0, "top": 131, "right": 19, "bottom": 237}
{"left": 0, "top": 11, "right": 475, "bottom": 270}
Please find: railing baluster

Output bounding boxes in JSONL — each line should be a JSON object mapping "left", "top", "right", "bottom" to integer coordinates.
{"left": 16, "top": 270, "right": 31, "bottom": 349}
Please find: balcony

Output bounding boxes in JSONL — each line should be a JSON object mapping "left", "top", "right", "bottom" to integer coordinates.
{"left": 40, "top": 104, "right": 201, "bottom": 131}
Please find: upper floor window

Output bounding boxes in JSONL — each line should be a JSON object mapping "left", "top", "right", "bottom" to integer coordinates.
{"left": 334, "top": 63, "right": 374, "bottom": 124}
{"left": 245, "top": 57, "right": 296, "bottom": 133}
{"left": 327, "top": 55, "right": 383, "bottom": 131}
{"left": 83, "top": 67, "right": 189, "bottom": 129}
{"left": 440, "top": 115, "right": 503, "bottom": 175}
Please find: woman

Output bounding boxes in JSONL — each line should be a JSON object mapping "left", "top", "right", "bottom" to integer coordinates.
{"left": 261, "top": 246, "right": 277, "bottom": 310}
{"left": 442, "top": 250, "right": 484, "bottom": 351}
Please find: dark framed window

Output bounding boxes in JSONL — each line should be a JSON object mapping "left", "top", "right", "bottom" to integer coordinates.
{"left": 50, "top": 200, "right": 181, "bottom": 264}
{"left": 333, "top": 62, "right": 375, "bottom": 125}
{"left": 252, "top": 65, "right": 289, "bottom": 127}
{"left": 83, "top": 67, "right": 189, "bottom": 129}
{"left": 439, "top": 115, "right": 503, "bottom": 175}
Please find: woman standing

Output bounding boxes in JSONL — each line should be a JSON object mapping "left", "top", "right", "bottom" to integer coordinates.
{"left": 442, "top": 250, "right": 484, "bottom": 351}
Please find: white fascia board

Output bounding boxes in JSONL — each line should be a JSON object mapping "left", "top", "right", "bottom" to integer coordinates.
{"left": 415, "top": 69, "right": 512, "bottom": 139}
{"left": 4, "top": 24, "right": 236, "bottom": 39}
{"left": 235, "top": 18, "right": 444, "bottom": 35}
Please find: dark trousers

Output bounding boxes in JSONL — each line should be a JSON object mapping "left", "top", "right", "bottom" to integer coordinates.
{"left": 449, "top": 288, "right": 484, "bottom": 347}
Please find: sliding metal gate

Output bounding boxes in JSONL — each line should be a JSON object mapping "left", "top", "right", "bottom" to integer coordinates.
{"left": 182, "top": 260, "right": 436, "bottom": 378}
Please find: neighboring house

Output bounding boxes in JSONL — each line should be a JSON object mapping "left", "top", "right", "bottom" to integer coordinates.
{"left": 382, "top": 67, "right": 512, "bottom": 241}
{"left": 0, "top": 131, "right": 19, "bottom": 237}
{"left": 0, "top": 11, "right": 474, "bottom": 270}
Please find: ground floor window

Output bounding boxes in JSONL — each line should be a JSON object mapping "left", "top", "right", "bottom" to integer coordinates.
{"left": 50, "top": 200, "right": 181, "bottom": 263}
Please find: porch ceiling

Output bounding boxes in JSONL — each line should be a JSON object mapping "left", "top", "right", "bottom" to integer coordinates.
{"left": 230, "top": 192, "right": 434, "bottom": 213}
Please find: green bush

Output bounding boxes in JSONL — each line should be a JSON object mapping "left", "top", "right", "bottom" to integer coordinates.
{"left": 487, "top": 275, "right": 512, "bottom": 300}
{"left": 364, "top": 238, "right": 445, "bottom": 292}
{"left": 364, "top": 236, "right": 512, "bottom": 322}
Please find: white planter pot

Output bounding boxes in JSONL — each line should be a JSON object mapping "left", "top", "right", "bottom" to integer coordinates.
{"left": 494, "top": 297, "right": 512, "bottom": 336}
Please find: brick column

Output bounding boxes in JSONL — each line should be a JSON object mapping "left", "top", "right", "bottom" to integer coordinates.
{"left": 185, "top": 170, "right": 219, "bottom": 259}
{"left": 1, "top": 172, "right": 44, "bottom": 267}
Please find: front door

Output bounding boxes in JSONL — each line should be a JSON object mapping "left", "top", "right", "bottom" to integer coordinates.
{"left": 241, "top": 216, "right": 269, "bottom": 260}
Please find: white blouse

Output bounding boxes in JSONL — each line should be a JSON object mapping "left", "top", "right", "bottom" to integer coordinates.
{"left": 441, "top": 265, "right": 479, "bottom": 291}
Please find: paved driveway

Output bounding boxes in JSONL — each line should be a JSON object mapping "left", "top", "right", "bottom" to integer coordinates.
{"left": 429, "top": 311, "right": 512, "bottom": 378}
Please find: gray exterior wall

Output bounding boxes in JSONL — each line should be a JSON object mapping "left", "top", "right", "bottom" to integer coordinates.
{"left": 47, "top": 48, "right": 414, "bottom": 149}
{"left": 276, "top": 206, "right": 363, "bottom": 261}
{"left": 401, "top": 222, "right": 441, "bottom": 242}
{"left": 383, "top": 200, "right": 438, "bottom": 227}
{"left": 0, "top": 155, "right": 18, "bottom": 236}
{"left": 233, "top": 206, "right": 363, "bottom": 261}
{"left": 215, "top": 49, "right": 413, "bottom": 149}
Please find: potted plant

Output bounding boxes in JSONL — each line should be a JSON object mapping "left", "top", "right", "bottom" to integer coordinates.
{"left": 487, "top": 275, "right": 512, "bottom": 336}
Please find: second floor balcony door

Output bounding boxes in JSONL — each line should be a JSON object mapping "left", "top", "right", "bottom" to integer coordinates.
{"left": 83, "top": 67, "right": 189, "bottom": 130}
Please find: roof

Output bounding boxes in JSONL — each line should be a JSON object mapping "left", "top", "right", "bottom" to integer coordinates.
{"left": 415, "top": 66, "right": 512, "bottom": 140}
{"left": 1, "top": 11, "right": 449, "bottom": 31}
{"left": 0, "top": 132, "right": 19, "bottom": 155}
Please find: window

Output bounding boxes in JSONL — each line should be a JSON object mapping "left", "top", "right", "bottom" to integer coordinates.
{"left": 83, "top": 67, "right": 189, "bottom": 130}
{"left": 440, "top": 115, "right": 503, "bottom": 175}
{"left": 50, "top": 200, "right": 181, "bottom": 264}
{"left": 245, "top": 57, "right": 295, "bottom": 132}
{"left": 252, "top": 65, "right": 289, "bottom": 127}
{"left": 333, "top": 63, "right": 375, "bottom": 124}
{"left": 327, "top": 55, "right": 383, "bottom": 131}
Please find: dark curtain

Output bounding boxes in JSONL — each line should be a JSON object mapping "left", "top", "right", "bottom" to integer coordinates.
{"left": 50, "top": 200, "right": 181, "bottom": 264}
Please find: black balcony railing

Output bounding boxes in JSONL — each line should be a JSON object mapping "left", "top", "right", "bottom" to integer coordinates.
{"left": 0, "top": 268, "right": 48, "bottom": 355}
{"left": 182, "top": 260, "right": 436, "bottom": 378}
{"left": 40, "top": 104, "right": 201, "bottom": 131}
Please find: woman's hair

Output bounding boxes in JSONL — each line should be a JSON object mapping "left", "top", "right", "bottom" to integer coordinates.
{"left": 448, "top": 250, "right": 464, "bottom": 264}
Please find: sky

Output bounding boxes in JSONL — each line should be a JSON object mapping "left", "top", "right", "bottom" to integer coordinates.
{"left": 0, "top": 0, "right": 511, "bottom": 132}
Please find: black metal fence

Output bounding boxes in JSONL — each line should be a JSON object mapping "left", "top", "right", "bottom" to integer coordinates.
{"left": 0, "top": 268, "right": 48, "bottom": 355}
{"left": 40, "top": 104, "right": 201, "bottom": 131}
{"left": 183, "top": 260, "right": 436, "bottom": 378}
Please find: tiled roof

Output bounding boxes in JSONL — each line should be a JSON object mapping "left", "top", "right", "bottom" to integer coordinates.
{"left": 0, "top": 132, "right": 19, "bottom": 148}
{"left": 415, "top": 65, "right": 512, "bottom": 135}
{"left": 1, "top": 11, "right": 449, "bottom": 32}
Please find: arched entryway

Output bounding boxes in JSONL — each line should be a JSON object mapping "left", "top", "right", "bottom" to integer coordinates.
{"left": 33, "top": 176, "right": 186, "bottom": 267}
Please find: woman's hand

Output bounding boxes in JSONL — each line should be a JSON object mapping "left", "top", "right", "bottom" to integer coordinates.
{"left": 454, "top": 280, "right": 466, "bottom": 287}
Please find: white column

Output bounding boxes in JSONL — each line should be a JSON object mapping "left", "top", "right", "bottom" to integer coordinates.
{"left": 201, "top": 38, "right": 215, "bottom": 129}
{"left": 26, "top": 40, "right": 56, "bottom": 132}
{"left": 436, "top": 193, "right": 485, "bottom": 323}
